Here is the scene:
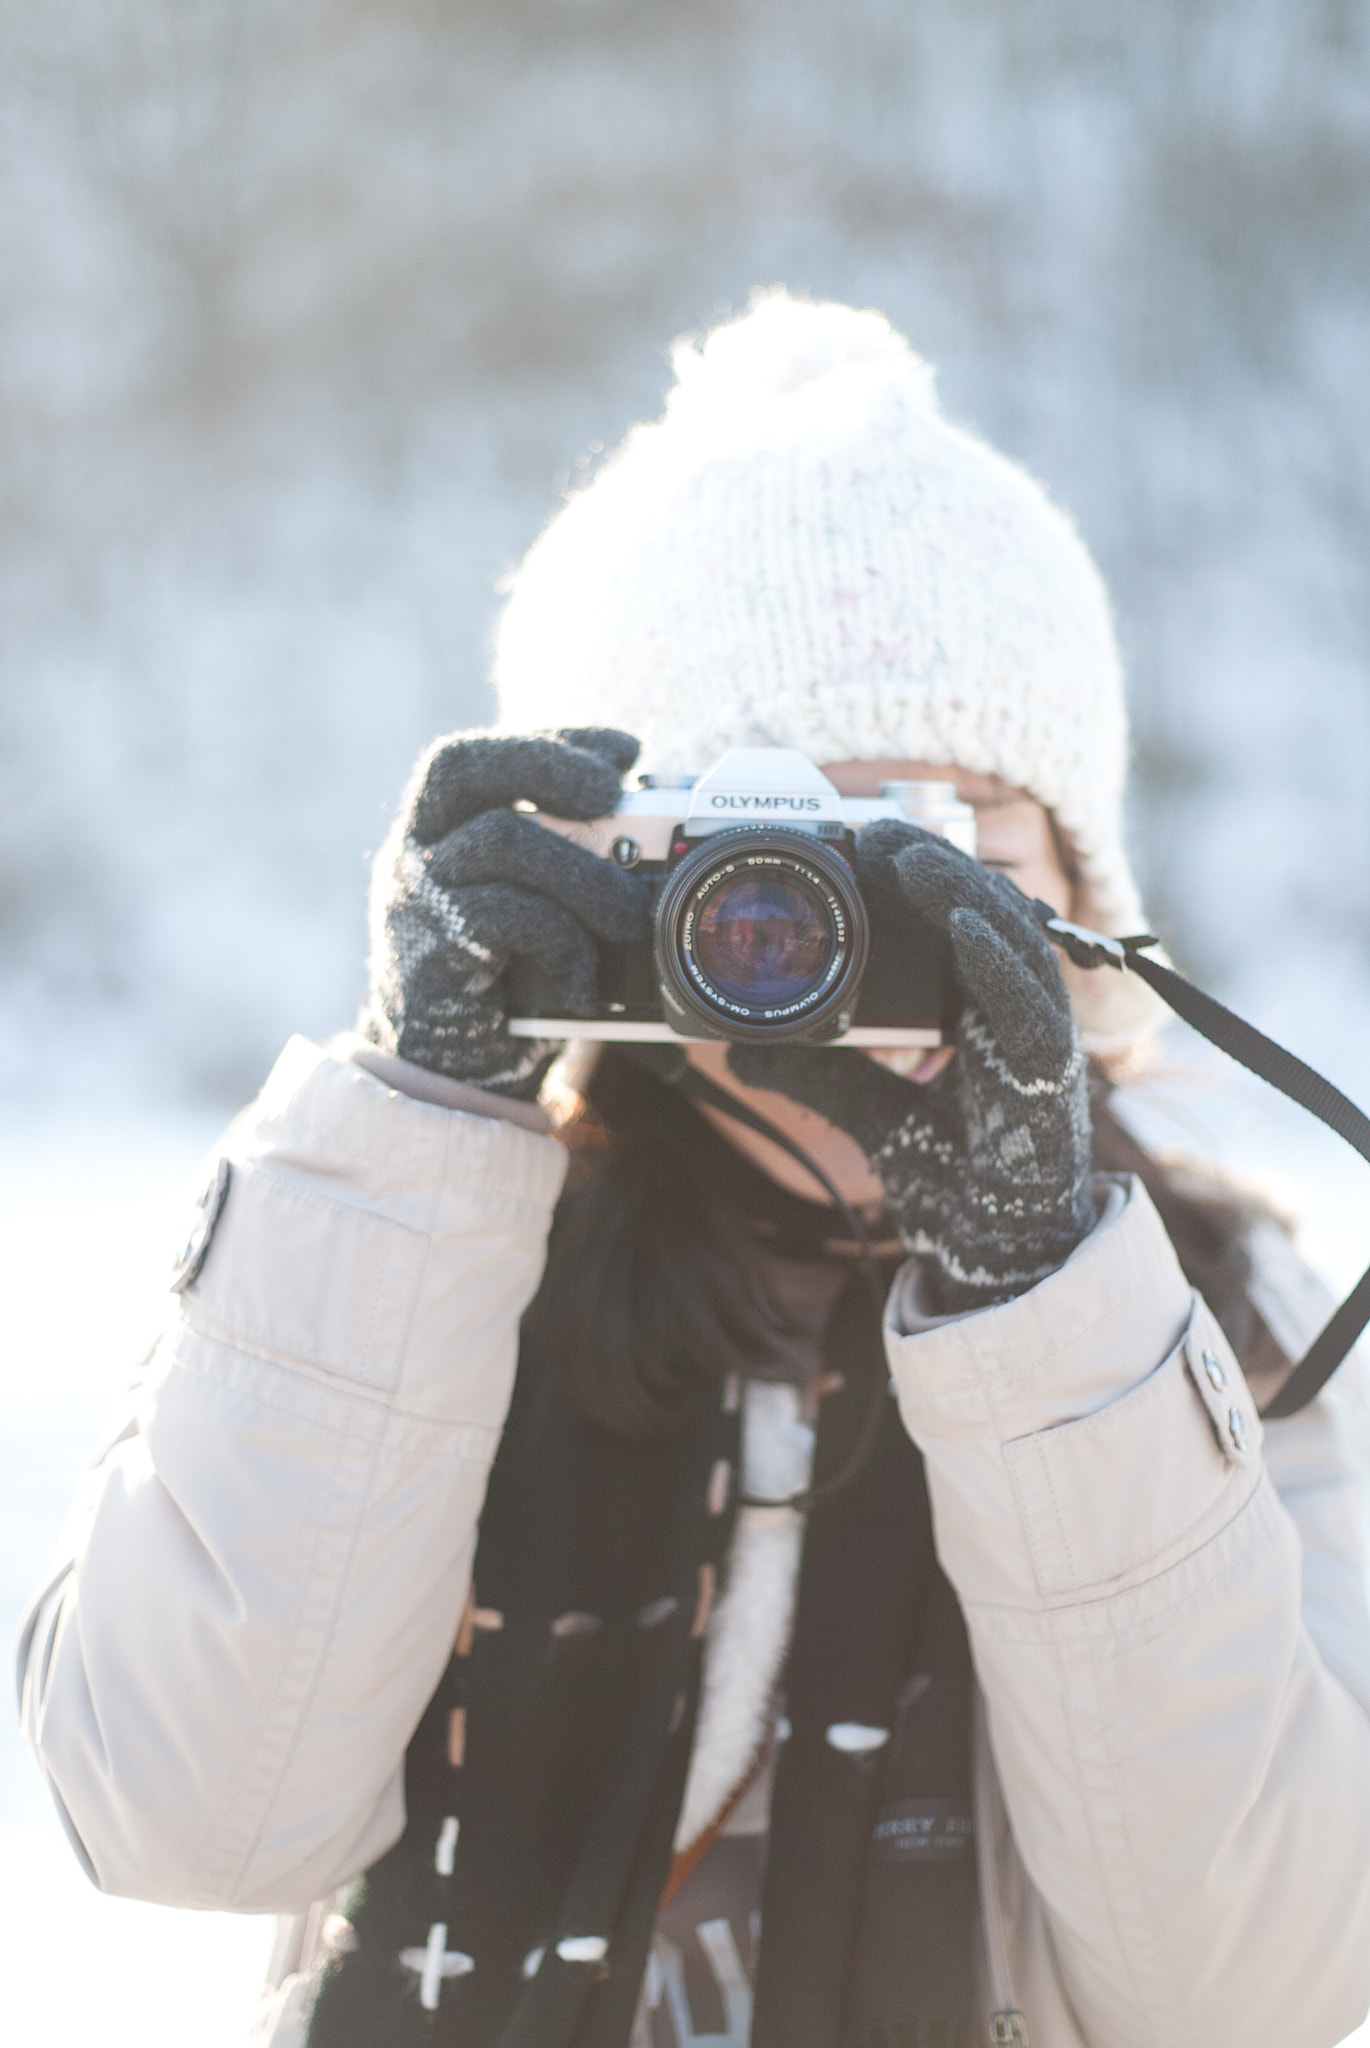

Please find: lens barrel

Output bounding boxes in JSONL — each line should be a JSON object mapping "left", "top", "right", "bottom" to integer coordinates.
{"left": 653, "top": 829, "right": 868, "bottom": 1040}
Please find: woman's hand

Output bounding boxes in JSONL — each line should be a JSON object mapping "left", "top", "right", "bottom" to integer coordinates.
{"left": 728, "top": 820, "right": 1094, "bottom": 1311}
{"left": 361, "top": 726, "right": 649, "bottom": 1099}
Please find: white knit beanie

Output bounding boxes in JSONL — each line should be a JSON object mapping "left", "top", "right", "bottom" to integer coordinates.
{"left": 495, "top": 290, "right": 1161, "bottom": 1046}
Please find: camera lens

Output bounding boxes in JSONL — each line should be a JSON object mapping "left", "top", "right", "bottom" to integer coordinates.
{"left": 653, "top": 830, "right": 868, "bottom": 1040}
{"left": 694, "top": 872, "right": 833, "bottom": 1008}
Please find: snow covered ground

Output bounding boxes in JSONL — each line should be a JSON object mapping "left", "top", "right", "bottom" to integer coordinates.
{"left": 1, "top": 1112, "right": 277, "bottom": 2046}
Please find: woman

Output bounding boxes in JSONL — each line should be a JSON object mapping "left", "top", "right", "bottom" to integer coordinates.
{"left": 20, "top": 295, "right": 1370, "bottom": 2048}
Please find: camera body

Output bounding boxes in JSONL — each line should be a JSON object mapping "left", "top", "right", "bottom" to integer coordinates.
{"left": 508, "top": 748, "right": 976, "bottom": 1048}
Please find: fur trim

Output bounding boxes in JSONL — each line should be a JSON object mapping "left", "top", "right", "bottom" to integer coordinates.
{"left": 673, "top": 1383, "right": 812, "bottom": 1851}
{"left": 674, "top": 1503, "right": 803, "bottom": 1852}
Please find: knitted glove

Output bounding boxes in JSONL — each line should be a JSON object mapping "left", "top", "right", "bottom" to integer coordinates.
{"left": 361, "top": 727, "right": 648, "bottom": 1099}
{"left": 728, "top": 820, "right": 1094, "bottom": 1311}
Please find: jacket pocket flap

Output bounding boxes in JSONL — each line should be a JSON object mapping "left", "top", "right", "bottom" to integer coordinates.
{"left": 185, "top": 1159, "right": 426, "bottom": 1393}
{"left": 1002, "top": 1302, "right": 1257, "bottom": 1598}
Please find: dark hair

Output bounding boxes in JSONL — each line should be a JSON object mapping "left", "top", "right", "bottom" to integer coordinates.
{"left": 528, "top": 1049, "right": 1292, "bottom": 1438}
{"left": 523, "top": 1050, "right": 804, "bottom": 1438}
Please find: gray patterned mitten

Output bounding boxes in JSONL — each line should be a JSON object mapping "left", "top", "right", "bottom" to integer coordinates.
{"left": 728, "top": 820, "right": 1094, "bottom": 1311}
{"left": 361, "top": 727, "right": 648, "bottom": 1099}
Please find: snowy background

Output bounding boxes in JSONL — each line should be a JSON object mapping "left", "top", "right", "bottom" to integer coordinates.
{"left": 3, "top": 1, "right": 1370, "bottom": 2040}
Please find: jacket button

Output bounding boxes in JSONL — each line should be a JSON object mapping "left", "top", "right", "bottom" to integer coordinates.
{"left": 170, "top": 1156, "right": 232, "bottom": 1294}
{"left": 1203, "top": 1349, "right": 1227, "bottom": 1391}
{"left": 1228, "top": 1406, "right": 1249, "bottom": 1453}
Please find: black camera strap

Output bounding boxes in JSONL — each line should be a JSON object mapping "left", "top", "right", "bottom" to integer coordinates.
{"left": 1041, "top": 914, "right": 1370, "bottom": 1419}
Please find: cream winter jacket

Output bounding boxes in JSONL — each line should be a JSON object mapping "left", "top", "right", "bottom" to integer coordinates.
{"left": 18, "top": 1037, "right": 1370, "bottom": 2047}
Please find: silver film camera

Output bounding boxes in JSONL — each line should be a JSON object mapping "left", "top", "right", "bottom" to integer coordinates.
{"left": 509, "top": 747, "right": 977, "bottom": 1048}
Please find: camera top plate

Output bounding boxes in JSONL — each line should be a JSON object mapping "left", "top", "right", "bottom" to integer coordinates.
{"left": 529, "top": 748, "right": 921, "bottom": 866}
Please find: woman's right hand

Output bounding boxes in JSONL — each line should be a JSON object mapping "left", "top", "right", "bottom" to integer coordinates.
{"left": 360, "top": 726, "right": 649, "bottom": 1099}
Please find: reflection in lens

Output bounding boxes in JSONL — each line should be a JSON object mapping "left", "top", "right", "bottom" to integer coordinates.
{"left": 694, "top": 870, "right": 835, "bottom": 1008}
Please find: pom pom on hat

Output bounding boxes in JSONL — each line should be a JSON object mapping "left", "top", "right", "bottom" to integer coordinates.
{"left": 495, "top": 290, "right": 1161, "bottom": 1045}
{"left": 666, "top": 289, "right": 933, "bottom": 410}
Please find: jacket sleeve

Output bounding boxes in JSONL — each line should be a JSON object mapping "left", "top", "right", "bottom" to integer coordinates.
{"left": 885, "top": 1173, "right": 1370, "bottom": 2048}
{"left": 17, "top": 1036, "right": 567, "bottom": 1914}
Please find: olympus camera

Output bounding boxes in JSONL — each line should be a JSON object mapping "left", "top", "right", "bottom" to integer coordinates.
{"left": 508, "top": 747, "right": 976, "bottom": 1048}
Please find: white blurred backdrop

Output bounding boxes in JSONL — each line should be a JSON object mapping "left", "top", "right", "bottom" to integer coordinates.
{"left": 2, "top": 3, "right": 1369, "bottom": 2041}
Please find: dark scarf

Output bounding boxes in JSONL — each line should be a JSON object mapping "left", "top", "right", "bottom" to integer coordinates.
{"left": 303, "top": 1147, "right": 977, "bottom": 2048}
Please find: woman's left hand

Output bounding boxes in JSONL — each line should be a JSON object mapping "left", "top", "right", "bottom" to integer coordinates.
{"left": 728, "top": 820, "right": 1095, "bottom": 1312}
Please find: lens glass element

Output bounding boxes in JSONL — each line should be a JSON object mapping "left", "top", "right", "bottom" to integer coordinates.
{"left": 654, "top": 830, "right": 868, "bottom": 1040}
{"left": 693, "top": 870, "right": 835, "bottom": 1008}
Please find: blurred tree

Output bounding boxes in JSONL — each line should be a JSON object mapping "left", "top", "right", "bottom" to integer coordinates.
{"left": 0, "top": 0, "right": 1367, "bottom": 1102}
